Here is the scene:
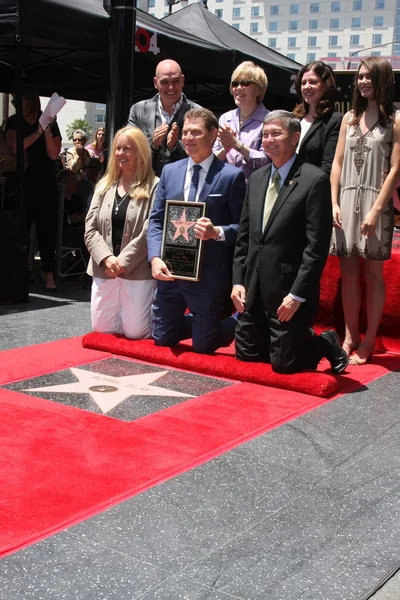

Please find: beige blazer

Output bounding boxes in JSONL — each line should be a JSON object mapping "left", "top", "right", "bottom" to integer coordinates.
{"left": 84, "top": 178, "right": 159, "bottom": 281}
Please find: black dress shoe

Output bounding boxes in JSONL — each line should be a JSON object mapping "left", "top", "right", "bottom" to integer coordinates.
{"left": 320, "top": 330, "right": 349, "bottom": 375}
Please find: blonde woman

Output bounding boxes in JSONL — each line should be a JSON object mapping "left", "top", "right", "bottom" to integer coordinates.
{"left": 214, "top": 61, "right": 270, "bottom": 181}
{"left": 85, "top": 126, "right": 158, "bottom": 339}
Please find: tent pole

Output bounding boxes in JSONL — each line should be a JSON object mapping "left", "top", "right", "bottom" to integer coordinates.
{"left": 105, "top": 0, "right": 136, "bottom": 146}
{"left": 14, "top": 33, "right": 24, "bottom": 210}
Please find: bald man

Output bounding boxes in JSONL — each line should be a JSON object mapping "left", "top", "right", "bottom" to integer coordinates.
{"left": 127, "top": 59, "right": 201, "bottom": 176}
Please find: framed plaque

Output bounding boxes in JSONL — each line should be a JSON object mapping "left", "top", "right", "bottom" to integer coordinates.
{"left": 161, "top": 200, "right": 206, "bottom": 282}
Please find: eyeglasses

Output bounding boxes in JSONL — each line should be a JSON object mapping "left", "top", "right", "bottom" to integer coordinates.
{"left": 73, "top": 138, "right": 83, "bottom": 142}
{"left": 231, "top": 80, "right": 255, "bottom": 88}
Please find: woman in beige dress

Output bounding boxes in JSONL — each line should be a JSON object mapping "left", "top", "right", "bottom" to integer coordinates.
{"left": 330, "top": 57, "right": 400, "bottom": 364}
{"left": 85, "top": 126, "right": 158, "bottom": 339}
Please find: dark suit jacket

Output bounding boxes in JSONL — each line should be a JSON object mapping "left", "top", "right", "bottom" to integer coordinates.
{"left": 297, "top": 111, "right": 342, "bottom": 175}
{"left": 148, "top": 155, "right": 246, "bottom": 291}
{"left": 233, "top": 158, "right": 332, "bottom": 315}
{"left": 127, "top": 93, "right": 201, "bottom": 176}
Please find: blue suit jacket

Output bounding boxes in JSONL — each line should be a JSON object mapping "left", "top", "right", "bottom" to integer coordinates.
{"left": 148, "top": 156, "right": 246, "bottom": 287}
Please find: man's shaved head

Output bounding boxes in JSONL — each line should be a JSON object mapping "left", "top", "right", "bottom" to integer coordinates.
{"left": 154, "top": 60, "right": 185, "bottom": 109}
{"left": 155, "top": 59, "right": 182, "bottom": 79}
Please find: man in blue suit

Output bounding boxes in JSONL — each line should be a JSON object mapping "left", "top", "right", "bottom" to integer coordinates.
{"left": 148, "top": 108, "right": 246, "bottom": 354}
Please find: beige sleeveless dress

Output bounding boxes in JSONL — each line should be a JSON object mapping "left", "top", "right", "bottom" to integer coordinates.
{"left": 330, "top": 113, "right": 395, "bottom": 261}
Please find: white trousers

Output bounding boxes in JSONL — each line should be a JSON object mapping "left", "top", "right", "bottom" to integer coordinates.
{"left": 91, "top": 277, "right": 156, "bottom": 339}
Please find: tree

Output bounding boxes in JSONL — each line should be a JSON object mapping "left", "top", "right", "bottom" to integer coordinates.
{"left": 65, "top": 119, "right": 92, "bottom": 141}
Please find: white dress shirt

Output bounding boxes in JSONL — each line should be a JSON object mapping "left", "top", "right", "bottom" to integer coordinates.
{"left": 158, "top": 95, "right": 183, "bottom": 125}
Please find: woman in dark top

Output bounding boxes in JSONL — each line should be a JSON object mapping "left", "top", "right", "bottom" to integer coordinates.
{"left": 5, "top": 86, "right": 61, "bottom": 290}
{"left": 294, "top": 61, "right": 342, "bottom": 175}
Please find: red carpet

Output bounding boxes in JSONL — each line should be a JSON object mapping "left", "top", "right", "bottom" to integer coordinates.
{"left": 82, "top": 334, "right": 340, "bottom": 398}
{"left": 0, "top": 381, "right": 340, "bottom": 558}
{"left": 1, "top": 337, "right": 110, "bottom": 385}
{"left": 1, "top": 337, "right": 399, "bottom": 557}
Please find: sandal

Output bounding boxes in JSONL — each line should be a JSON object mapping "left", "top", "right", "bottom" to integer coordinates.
{"left": 348, "top": 344, "right": 373, "bottom": 365}
{"left": 342, "top": 340, "right": 360, "bottom": 356}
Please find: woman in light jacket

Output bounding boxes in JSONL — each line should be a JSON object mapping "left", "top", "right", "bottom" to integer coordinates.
{"left": 85, "top": 126, "right": 158, "bottom": 339}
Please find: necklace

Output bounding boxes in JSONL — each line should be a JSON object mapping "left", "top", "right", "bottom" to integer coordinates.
{"left": 114, "top": 188, "right": 131, "bottom": 215}
{"left": 239, "top": 108, "right": 256, "bottom": 128}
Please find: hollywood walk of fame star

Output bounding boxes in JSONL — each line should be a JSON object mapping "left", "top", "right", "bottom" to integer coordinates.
{"left": 24, "top": 368, "right": 193, "bottom": 414}
{"left": 171, "top": 208, "right": 196, "bottom": 242}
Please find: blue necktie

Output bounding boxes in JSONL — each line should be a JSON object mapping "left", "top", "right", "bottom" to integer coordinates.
{"left": 188, "top": 164, "right": 202, "bottom": 202}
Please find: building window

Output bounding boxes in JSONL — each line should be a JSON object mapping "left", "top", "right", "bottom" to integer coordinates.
{"left": 308, "top": 36, "right": 317, "bottom": 47}
{"left": 216, "top": 0, "right": 223, "bottom": 2}
{"left": 307, "top": 53, "right": 316, "bottom": 62}
{"left": 164, "top": 12, "right": 169, "bottom": 17}
{"left": 331, "top": 0, "right": 340, "bottom": 10}
{"left": 372, "top": 33, "right": 382, "bottom": 45}
{"left": 288, "top": 37, "right": 297, "bottom": 47}
{"left": 371, "top": 51, "right": 381, "bottom": 56}
{"left": 309, "top": 19, "right": 319, "bottom": 29}
{"left": 251, "top": 6, "right": 259, "bottom": 17}
{"left": 148, "top": 0, "right": 155, "bottom": 7}
{"left": 330, "top": 18, "right": 339, "bottom": 28}
{"left": 250, "top": 22, "right": 259, "bottom": 33}
{"left": 353, "top": 0, "right": 362, "bottom": 9}
{"left": 270, "top": 5, "right": 279, "bottom": 15}
{"left": 290, "top": 4, "right": 299, "bottom": 14}
{"left": 374, "top": 16, "right": 384, "bottom": 27}
{"left": 310, "top": 2, "right": 319, "bottom": 12}
{"left": 327, "top": 52, "right": 337, "bottom": 57}
{"left": 350, "top": 34, "right": 360, "bottom": 46}
{"left": 232, "top": 23, "right": 240, "bottom": 30}
{"left": 375, "top": 0, "right": 384, "bottom": 7}
{"left": 232, "top": 7, "right": 241, "bottom": 17}
{"left": 96, "top": 103, "right": 106, "bottom": 109}
{"left": 269, "top": 21, "right": 278, "bottom": 32}
{"left": 351, "top": 17, "right": 361, "bottom": 27}
{"left": 215, "top": 9, "right": 223, "bottom": 17}
{"left": 287, "top": 53, "right": 296, "bottom": 60}
{"left": 289, "top": 20, "right": 298, "bottom": 31}
{"left": 95, "top": 114, "right": 105, "bottom": 123}
{"left": 268, "top": 37, "right": 277, "bottom": 48}
{"left": 329, "top": 35, "right": 338, "bottom": 46}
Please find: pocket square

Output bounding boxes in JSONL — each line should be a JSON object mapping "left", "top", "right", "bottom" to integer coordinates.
{"left": 208, "top": 194, "right": 222, "bottom": 197}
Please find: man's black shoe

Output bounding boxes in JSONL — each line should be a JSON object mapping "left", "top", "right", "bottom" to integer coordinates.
{"left": 320, "top": 330, "right": 349, "bottom": 375}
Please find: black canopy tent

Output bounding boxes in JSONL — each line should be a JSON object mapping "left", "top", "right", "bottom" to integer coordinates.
{"left": 163, "top": 3, "right": 302, "bottom": 109}
{"left": 0, "top": 0, "right": 301, "bottom": 108}
{"left": 0, "top": 0, "right": 234, "bottom": 103}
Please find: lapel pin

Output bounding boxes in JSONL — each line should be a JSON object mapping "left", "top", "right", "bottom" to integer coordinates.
{"left": 288, "top": 180, "right": 294, "bottom": 186}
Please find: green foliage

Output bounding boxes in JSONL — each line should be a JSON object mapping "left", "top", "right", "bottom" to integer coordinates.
{"left": 65, "top": 119, "right": 92, "bottom": 141}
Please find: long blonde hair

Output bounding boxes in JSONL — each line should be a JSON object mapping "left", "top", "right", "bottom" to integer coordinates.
{"left": 95, "top": 126, "right": 154, "bottom": 200}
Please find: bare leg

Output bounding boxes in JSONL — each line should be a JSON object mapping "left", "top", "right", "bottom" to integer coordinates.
{"left": 339, "top": 256, "right": 362, "bottom": 354}
{"left": 350, "top": 259, "right": 384, "bottom": 364}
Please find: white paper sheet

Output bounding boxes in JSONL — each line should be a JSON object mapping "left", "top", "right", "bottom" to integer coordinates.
{"left": 39, "top": 93, "right": 66, "bottom": 130}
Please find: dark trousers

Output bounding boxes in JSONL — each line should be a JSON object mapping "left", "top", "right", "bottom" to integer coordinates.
{"left": 152, "top": 278, "right": 237, "bottom": 355}
{"left": 24, "top": 172, "right": 58, "bottom": 273}
{"left": 235, "top": 292, "right": 327, "bottom": 374}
